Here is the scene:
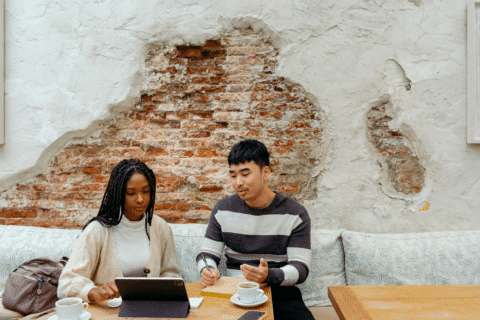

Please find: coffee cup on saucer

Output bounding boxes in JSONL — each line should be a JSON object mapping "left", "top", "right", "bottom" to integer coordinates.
{"left": 237, "top": 282, "right": 265, "bottom": 304}
{"left": 55, "top": 297, "right": 89, "bottom": 320}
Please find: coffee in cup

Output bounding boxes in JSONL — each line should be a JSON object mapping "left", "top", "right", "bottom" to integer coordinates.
{"left": 237, "top": 282, "right": 264, "bottom": 304}
{"left": 55, "top": 297, "right": 88, "bottom": 320}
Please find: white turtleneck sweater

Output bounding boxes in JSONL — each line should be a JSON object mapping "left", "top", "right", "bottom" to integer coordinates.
{"left": 112, "top": 214, "right": 150, "bottom": 277}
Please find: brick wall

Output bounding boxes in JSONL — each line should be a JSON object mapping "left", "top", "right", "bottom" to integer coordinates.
{"left": 0, "top": 29, "right": 324, "bottom": 228}
{"left": 366, "top": 100, "right": 425, "bottom": 194}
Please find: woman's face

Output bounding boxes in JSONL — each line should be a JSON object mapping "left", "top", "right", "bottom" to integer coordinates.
{"left": 123, "top": 173, "right": 151, "bottom": 221}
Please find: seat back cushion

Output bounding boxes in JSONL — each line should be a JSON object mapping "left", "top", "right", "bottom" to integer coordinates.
{"left": 169, "top": 223, "right": 228, "bottom": 283}
{"left": 298, "top": 229, "right": 346, "bottom": 307}
{"left": 342, "top": 230, "right": 480, "bottom": 285}
{"left": 0, "top": 225, "right": 80, "bottom": 291}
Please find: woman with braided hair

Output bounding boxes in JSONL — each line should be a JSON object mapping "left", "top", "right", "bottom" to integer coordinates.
{"left": 58, "top": 159, "right": 181, "bottom": 303}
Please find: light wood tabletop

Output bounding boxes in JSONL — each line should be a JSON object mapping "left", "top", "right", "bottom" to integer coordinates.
{"left": 36, "top": 282, "right": 273, "bottom": 320}
{"left": 328, "top": 285, "right": 480, "bottom": 320}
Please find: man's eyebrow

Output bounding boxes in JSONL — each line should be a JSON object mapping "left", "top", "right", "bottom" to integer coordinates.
{"left": 229, "top": 168, "right": 251, "bottom": 174}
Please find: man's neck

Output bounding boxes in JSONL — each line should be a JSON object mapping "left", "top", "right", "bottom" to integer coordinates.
{"left": 245, "top": 189, "right": 276, "bottom": 209}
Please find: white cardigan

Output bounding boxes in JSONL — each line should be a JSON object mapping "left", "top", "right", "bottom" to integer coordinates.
{"left": 58, "top": 215, "right": 181, "bottom": 302}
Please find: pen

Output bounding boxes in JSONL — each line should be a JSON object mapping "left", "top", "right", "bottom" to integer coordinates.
{"left": 201, "top": 253, "right": 216, "bottom": 284}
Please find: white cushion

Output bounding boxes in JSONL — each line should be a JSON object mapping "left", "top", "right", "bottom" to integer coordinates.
{"left": 343, "top": 230, "right": 480, "bottom": 285}
{"left": 169, "top": 223, "right": 228, "bottom": 282}
{"left": 0, "top": 225, "right": 80, "bottom": 289}
{"left": 298, "top": 229, "right": 346, "bottom": 306}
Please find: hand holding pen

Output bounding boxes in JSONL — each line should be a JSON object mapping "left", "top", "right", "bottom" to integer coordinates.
{"left": 200, "top": 253, "right": 220, "bottom": 287}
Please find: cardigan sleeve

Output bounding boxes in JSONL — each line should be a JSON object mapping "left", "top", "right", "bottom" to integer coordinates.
{"left": 157, "top": 220, "right": 182, "bottom": 278}
{"left": 57, "top": 222, "right": 106, "bottom": 302}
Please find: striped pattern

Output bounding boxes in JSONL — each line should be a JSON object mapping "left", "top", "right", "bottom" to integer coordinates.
{"left": 197, "top": 193, "right": 311, "bottom": 286}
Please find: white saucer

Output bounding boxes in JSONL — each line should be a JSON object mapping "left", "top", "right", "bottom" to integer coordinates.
{"left": 48, "top": 311, "right": 91, "bottom": 320}
{"left": 230, "top": 293, "right": 268, "bottom": 307}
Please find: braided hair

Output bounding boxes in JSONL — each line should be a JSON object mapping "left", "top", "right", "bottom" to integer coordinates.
{"left": 83, "top": 159, "right": 156, "bottom": 239}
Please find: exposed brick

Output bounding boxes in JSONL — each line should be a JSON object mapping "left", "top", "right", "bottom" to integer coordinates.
{"left": 196, "top": 148, "right": 217, "bottom": 158}
{"left": 366, "top": 101, "right": 425, "bottom": 194}
{"left": 0, "top": 208, "right": 37, "bottom": 219}
{"left": 5, "top": 219, "right": 29, "bottom": 226}
{"left": 145, "top": 148, "right": 169, "bottom": 157}
{"left": 177, "top": 203, "right": 191, "bottom": 211}
{"left": 279, "top": 185, "right": 299, "bottom": 193}
{"left": 82, "top": 167, "right": 102, "bottom": 175}
{"left": 199, "top": 186, "right": 223, "bottom": 193}
{"left": 155, "top": 210, "right": 185, "bottom": 221}
{"left": 0, "top": 28, "right": 324, "bottom": 228}
{"left": 155, "top": 203, "right": 177, "bottom": 210}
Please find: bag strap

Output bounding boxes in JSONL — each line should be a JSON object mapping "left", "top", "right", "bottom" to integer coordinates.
{"left": 58, "top": 256, "right": 69, "bottom": 267}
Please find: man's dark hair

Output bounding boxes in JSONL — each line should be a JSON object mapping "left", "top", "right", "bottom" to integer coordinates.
{"left": 228, "top": 139, "right": 270, "bottom": 168}
{"left": 83, "top": 159, "right": 156, "bottom": 239}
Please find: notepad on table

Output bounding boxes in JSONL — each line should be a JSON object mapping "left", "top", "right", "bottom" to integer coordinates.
{"left": 201, "top": 277, "right": 266, "bottom": 298}
{"left": 201, "top": 277, "right": 246, "bottom": 298}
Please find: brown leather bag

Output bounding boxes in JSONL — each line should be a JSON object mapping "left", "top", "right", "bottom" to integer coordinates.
{"left": 2, "top": 257, "right": 68, "bottom": 315}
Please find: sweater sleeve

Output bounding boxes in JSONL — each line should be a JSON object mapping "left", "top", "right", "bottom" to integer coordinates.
{"left": 196, "top": 206, "right": 224, "bottom": 273}
{"left": 158, "top": 223, "right": 182, "bottom": 278}
{"left": 266, "top": 209, "right": 311, "bottom": 286}
{"left": 57, "top": 222, "right": 105, "bottom": 302}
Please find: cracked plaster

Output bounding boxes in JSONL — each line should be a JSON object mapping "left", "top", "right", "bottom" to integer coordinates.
{"left": 2, "top": 0, "right": 480, "bottom": 233}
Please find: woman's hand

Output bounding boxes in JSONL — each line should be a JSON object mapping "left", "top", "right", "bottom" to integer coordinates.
{"left": 87, "top": 281, "right": 120, "bottom": 303}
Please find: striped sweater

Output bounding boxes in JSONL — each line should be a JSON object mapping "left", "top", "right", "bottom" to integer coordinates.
{"left": 196, "top": 193, "right": 311, "bottom": 286}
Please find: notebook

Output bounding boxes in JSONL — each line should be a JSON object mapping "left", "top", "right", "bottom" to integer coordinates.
{"left": 115, "top": 277, "right": 190, "bottom": 318}
{"left": 201, "top": 277, "right": 263, "bottom": 298}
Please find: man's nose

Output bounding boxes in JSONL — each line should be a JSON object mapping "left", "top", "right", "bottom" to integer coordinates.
{"left": 235, "top": 176, "right": 244, "bottom": 186}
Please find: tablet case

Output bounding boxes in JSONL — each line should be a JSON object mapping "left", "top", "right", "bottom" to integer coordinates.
{"left": 115, "top": 277, "right": 190, "bottom": 318}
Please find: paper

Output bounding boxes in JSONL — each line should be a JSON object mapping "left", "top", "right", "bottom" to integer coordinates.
{"left": 201, "top": 277, "right": 247, "bottom": 298}
{"left": 189, "top": 297, "right": 204, "bottom": 309}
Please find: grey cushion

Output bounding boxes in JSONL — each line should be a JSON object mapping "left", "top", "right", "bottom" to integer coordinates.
{"left": 298, "top": 229, "right": 346, "bottom": 307}
{"left": 0, "top": 225, "right": 80, "bottom": 289}
{"left": 343, "top": 230, "right": 480, "bottom": 285}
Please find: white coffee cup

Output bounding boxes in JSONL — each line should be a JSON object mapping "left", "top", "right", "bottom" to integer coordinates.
{"left": 237, "top": 282, "right": 264, "bottom": 304}
{"left": 55, "top": 297, "right": 89, "bottom": 320}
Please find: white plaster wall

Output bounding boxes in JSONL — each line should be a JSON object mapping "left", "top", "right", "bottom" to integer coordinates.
{"left": 2, "top": 0, "right": 479, "bottom": 232}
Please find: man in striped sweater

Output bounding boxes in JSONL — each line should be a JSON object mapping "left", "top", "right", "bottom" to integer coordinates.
{"left": 196, "top": 139, "right": 314, "bottom": 320}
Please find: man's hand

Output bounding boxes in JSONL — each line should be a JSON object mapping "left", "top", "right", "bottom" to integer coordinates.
{"left": 200, "top": 267, "right": 220, "bottom": 288}
{"left": 240, "top": 258, "right": 268, "bottom": 283}
{"left": 87, "top": 281, "right": 120, "bottom": 303}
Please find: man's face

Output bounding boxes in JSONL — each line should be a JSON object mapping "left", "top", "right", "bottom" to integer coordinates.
{"left": 229, "top": 161, "right": 270, "bottom": 204}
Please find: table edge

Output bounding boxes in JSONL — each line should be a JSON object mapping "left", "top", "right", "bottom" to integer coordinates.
{"left": 328, "top": 286, "right": 372, "bottom": 320}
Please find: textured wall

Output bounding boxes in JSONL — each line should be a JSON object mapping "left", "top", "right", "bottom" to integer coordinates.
{"left": 0, "top": 29, "right": 325, "bottom": 227}
{"left": 2, "top": 0, "right": 480, "bottom": 232}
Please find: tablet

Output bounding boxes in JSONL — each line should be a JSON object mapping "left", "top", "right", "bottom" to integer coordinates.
{"left": 114, "top": 277, "right": 190, "bottom": 318}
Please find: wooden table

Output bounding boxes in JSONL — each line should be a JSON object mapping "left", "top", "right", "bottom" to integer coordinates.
{"left": 328, "top": 285, "right": 480, "bottom": 320}
{"left": 37, "top": 283, "right": 273, "bottom": 320}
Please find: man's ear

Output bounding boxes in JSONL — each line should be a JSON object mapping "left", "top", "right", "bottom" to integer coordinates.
{"left": 262, "top": 166, "right": 272, "bottom": 180}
